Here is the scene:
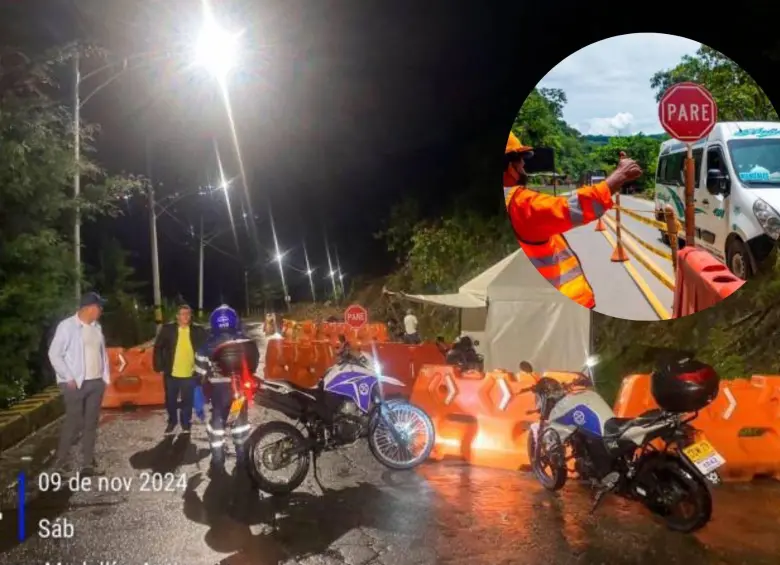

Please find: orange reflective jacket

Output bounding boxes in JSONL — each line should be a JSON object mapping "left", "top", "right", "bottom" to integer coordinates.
{"left": 504, "top": 182, "right": 614, "bottom": 309}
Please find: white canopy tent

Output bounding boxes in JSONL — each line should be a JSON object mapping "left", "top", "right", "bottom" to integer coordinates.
{"left": 391, "top": 249, "right": 592, "bottom": 373}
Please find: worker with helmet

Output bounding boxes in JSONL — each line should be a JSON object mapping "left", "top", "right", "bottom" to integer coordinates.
{"left": 194, "top": 304, "right": 260, "bottom": 477}
{"left": 503, "top": 132, "right": 642, "bottom": 308}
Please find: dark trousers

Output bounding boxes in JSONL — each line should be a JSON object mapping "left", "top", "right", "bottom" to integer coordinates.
{"left": 207, "top": 383, "right": 250, "bottom": 468}
{"left": 403, "top": 332, "right": 421, "bottom": 344}
{"left": 56, "top": 379, "right": 106, "bottom": 466}
{"left": 164, "top": 375, "right": 196, "bottom": 428}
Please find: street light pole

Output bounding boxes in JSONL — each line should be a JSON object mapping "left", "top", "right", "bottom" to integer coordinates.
{"left": 73, "top": 53, "right": 81, "bottom": 302}
{"left": 198, "top": 215, "right": 205, "bottom": 318}
{"left": 146, "top": 139, "right": 163, "bottom": 329}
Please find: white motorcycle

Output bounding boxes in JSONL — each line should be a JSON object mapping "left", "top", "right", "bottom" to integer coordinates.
{"left": 523, "top": 353, "right": 724, "bottom": 533}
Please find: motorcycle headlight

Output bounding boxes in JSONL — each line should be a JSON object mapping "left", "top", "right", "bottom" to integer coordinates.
{"left": 753, "top": 199, "right": 780, "bottom": 240}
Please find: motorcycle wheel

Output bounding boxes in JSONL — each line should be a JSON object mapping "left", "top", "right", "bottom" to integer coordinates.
{"left": 647, "top": 458, "right": 712, "bottom": 533}
{"left": 369, "top": 401, "right": 435, "bottom": 470}
{"left": 245, "top": 421, "right": 310, "bottom": 496}
{"left": 528, "top": 427, "right": 567, "bottom": 491}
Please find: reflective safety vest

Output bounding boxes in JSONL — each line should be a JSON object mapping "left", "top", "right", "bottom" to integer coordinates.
{"left": 504, "top": 182, "right": 614, "bottom": 309}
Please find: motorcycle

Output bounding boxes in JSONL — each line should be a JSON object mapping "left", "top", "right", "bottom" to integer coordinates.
{"left": 523, "top": 353, "right": 724, "bottom": 533}
{"left": 246, "top": 338, "right": 436, "bottom": 495}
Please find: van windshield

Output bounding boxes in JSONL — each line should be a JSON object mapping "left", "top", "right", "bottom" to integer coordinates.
{"left": 727, "top": 138, "right": 780, "bottom": 188}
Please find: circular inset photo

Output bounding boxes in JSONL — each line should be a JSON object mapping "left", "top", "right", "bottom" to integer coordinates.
{"left": 503, "top": 33, "right": 779, "bottom": 321}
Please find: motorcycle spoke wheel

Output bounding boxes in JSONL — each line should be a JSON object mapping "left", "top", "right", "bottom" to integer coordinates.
{"left": 246, "top": 421, "right": 310, "bottom": 495}
{"left": 369, "top": 402, "right": 435, "bottom": 470}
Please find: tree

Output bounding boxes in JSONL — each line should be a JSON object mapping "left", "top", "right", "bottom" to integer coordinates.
{"left": 404, "top": 211, "right": 516, "bottom": 294}
{"left": 88, "top": 237, "right": 152, "bottom": 346}
{"left": 591, "top": 134, "right": 663, "bottom": 190}
{"left": 650, "top": 45, "right": 778, "bottom": 122}
{"left": 0, "top": 46, "right": 144, "bottom": 406}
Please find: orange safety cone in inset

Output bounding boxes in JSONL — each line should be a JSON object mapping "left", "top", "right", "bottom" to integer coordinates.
{"left": 611, "top": 239, "right": 629, "bottom": 262}
{"left": 595, "top": 217, "right": 605, "bottom": 232}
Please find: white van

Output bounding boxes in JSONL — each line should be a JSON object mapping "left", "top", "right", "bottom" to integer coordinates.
{"left": 654, "top": 122, "right": 780, "bottom": 278}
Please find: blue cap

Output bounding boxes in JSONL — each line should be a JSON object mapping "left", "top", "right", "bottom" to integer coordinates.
{"left": 80, "top": 292, "right": 107, "bottom": 309}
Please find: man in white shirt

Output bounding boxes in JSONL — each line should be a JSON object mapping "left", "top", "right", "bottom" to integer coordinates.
{"left": 403, "top": 308, "right": 421, "bottom": 344}
{"left": 48, "top": 292, "right": 110, "bottom": 476}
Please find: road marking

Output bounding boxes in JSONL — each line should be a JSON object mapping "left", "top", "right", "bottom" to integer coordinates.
{"left": 599, "top": 229, "right": 671, "bottom": 320}
{"left": 602, "top": 215, "right": 675, "bottom": 291}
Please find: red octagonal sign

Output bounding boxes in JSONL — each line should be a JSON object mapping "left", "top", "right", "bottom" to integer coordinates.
{"left": 658, "top": 82, "right": 718, "bottom": 142}
{"left": 345, "top": 304, "right": 368, "bottom": 329}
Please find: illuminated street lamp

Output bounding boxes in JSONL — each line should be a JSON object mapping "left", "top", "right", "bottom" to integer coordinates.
{"left": 193, "top": 4, "right": 240, "bottom": 82}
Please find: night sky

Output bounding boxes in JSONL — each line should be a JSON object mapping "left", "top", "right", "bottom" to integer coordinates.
{"left": 2, "top": 0, "right": 777, "bottom": 311}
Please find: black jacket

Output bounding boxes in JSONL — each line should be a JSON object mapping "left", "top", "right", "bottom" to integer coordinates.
{"left": 153, "top": 322, "right": 208, "bottom": 376}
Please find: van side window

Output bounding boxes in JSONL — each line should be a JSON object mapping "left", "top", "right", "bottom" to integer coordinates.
{"left": 664, "top": 152, "right": 685, "bottom": 185}
{"left": 706, "top": 146, "right": 726, "bottom": 174}
{"left": 693, "top": 148, "right": 703, "bottom": 186}
{"left": 655, "top": 155, "right": 669, "bottom": 182}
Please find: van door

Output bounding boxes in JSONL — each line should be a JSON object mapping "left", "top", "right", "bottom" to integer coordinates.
{"left": 696, "top": 144, "right": 729, "bottom": 261}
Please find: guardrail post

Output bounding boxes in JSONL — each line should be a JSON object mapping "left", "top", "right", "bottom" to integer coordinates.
{"left": 663, "top": 205, "right": 679, "bottom": 273}
{"left": 611, "top": 193, "right": 629, "bottom": 262}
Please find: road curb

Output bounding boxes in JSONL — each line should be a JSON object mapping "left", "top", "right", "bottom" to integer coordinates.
{"left": 0, "top": 386, "right": 63, "bottom": 452}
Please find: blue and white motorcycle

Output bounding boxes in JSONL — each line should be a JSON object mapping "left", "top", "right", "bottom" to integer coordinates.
{"left": 524, "top": 354, "right": 723, "bottom": 533}
{"left": 247, "top": 339, "right": 435, "bottom": 495}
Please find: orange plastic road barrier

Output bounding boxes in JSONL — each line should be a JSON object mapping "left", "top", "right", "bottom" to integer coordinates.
{"left": 673, "top": 247, "right": 745, "bottom": 317}
{"left": 263, "top": 339, "right": 442, "bottom": 396}
{"left": 409, "top": 366, "right": 578, "bottom": 470}
{"left": 614, "top": 373, "right": 780, "bottom": 481}
{"left": 102, "top": 346, "right": 163, "bottom": 408}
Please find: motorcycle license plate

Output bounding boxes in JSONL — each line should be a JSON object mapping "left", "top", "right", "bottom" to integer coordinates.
{"left": 682, "top": 439, "right": 726, "bottom": 475}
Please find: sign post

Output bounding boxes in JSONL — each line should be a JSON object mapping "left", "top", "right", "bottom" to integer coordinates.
{"left": 658, "top": 82, "right": 718, "bottom": 247}
{"left": 344, "top": 303, "right": 368, "bottom": 330}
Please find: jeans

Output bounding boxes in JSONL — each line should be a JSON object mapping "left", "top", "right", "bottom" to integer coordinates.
{"left": 56, "top": 379, "right": 106, "bottom": 466}
{"left": 164, "top": 375, "right": 196, "bottom": 428}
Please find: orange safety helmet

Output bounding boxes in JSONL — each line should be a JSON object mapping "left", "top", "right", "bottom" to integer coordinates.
{"left": 506, "top": 132, "right": 534, "bottom": 158}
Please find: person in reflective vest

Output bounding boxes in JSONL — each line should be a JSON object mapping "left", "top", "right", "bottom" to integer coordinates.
{"left": 503, "top": 133, "right": 642, "bottom": 308}
{"left": 195, "top": 304, "right": 260, "bottom": 477}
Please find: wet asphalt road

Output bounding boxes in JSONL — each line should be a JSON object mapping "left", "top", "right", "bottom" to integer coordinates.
{"left": 1, "top": 407, "right": 780, "bottom": 565}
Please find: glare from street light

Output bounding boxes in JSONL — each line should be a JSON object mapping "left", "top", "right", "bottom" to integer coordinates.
{"left": 307, "top": 269, "right": 314, "bottom": 276}
{"left": 329, "top": 270, "right": 336, "bottom": 277}
{"left": 194, "top": 6, "right": 240, "bottom": 81}
{"left": 275, "top": 252, "right": 285, "bottom": 263}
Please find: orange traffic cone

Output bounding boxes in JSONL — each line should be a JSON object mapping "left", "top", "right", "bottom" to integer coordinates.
{"left": 595, "top": 217, "right": 605, "bottom": 232}
{"left": 611, "top": 240, "right": 629, "bottom": 262}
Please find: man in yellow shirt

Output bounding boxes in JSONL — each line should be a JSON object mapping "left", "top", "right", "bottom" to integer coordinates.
{"left": 153, "top": 304, "right": 207, "bottom": 434}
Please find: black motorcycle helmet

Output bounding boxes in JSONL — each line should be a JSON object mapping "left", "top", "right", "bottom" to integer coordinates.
{"left": 651, "top": 352, "right": 720, "bottom": 413}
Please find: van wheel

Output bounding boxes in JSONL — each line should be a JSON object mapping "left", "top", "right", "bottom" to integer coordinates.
{"left": 726, "top": 238, "right": 752, "bottom": 280}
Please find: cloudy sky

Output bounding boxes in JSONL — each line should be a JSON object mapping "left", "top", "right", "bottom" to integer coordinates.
{"left": 537, "top": 33, "right": 701, "bottom": 136}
